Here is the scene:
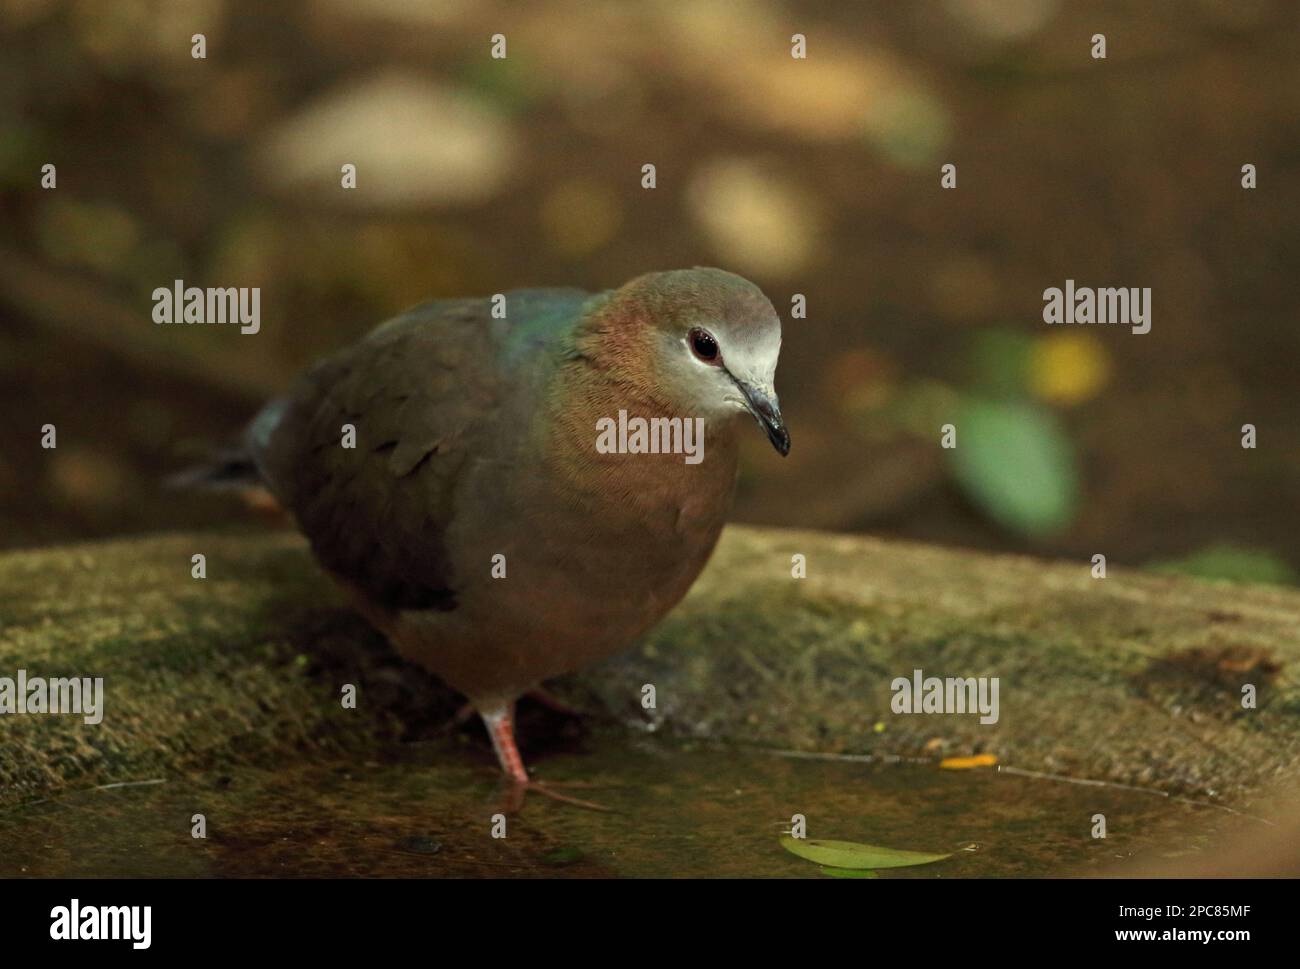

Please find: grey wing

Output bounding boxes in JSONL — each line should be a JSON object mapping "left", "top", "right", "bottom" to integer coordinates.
{"left": 251, "top": 298, "right": 502, "bottom": 611}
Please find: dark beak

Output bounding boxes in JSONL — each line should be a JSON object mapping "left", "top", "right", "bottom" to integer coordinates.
{"left": 738, "top": 383, "right": 791, "bottom": 456}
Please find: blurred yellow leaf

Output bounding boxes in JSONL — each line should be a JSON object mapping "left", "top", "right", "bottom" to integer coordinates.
{"left": 1029, "top": 332, "right": 1111, "bottom": 406}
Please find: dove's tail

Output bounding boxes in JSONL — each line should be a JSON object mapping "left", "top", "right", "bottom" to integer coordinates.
{"left": 163, "top": 447, "right": 263, "bottom": 491}
{"left": 165, "top": 398, "right": 287, "bottom": 510}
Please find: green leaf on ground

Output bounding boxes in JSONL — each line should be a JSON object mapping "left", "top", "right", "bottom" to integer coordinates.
{"left": 780, "top": 836, "right": 951, "bottom": 870}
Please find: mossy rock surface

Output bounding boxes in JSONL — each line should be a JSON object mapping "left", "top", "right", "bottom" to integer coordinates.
{"left": 2, "top": 526, "right": 1297, "bottom": 811}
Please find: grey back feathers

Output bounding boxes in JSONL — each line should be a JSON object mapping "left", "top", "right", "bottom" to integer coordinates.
{"left": 247, "top": 291, "right": 585, "bottom": 611}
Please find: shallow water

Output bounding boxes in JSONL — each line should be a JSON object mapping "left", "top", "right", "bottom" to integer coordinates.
{"left": 0, "top": 727, "right": 1241, "bottom": 878}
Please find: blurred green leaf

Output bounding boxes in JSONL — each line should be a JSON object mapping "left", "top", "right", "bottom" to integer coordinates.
{"left": 1147, "top": 545, "right": 1298, "bottom": 586}
{"left": 948, "top": 398, "right": 1078, "bottom": 536}
{"left": 780, "top": 836, "right": 951, "bottom": 870}
{"left": 967, "top": 328, "right": 1033, "bottom": 399}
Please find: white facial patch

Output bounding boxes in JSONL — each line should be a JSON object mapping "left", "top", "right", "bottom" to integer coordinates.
{"left": 705, "top": 314, "right": 781, "bottom": 404}
{"left": 657, "top": 318, "right": 783, "bottom": 418}
{"left": 720, "top": 329, "right": 781, "bottom": 397}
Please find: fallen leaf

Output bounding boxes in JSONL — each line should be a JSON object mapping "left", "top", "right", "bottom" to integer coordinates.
{"left": 779, "top": 836, "right": 951, "bottom": 870}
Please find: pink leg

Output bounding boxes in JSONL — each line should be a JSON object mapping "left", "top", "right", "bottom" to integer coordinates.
{"left": 477, "top": 703, "right": 613, "bottom": 812}
{"left": 479, "top": 703, "right": 529, "bottom": 786}
{"left": 450, "top": 687, "right": 581, "bottom": 733}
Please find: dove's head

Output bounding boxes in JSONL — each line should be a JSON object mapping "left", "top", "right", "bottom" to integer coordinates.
{"left": 586, "top": 267, "right": 790, "bottom": 456}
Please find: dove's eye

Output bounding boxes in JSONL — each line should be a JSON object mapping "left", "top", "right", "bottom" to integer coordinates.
{"left": 689, "top": 328, "right": 720, "bottom": 364}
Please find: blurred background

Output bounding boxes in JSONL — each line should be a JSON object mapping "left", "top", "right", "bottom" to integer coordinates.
{"left": 1, "top": 0, "right": 1297, "bottom": 582}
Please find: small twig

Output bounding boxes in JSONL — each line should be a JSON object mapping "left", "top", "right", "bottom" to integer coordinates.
{"left": 0, "top": 777, "right": 168, "bottom": 817}
{"left": 87, "top": 778, "right": 167, "bottom": 793}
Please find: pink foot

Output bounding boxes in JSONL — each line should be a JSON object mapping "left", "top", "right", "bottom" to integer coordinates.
{"left": 478, "top": 704, "right": 613, "bottom": 812}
